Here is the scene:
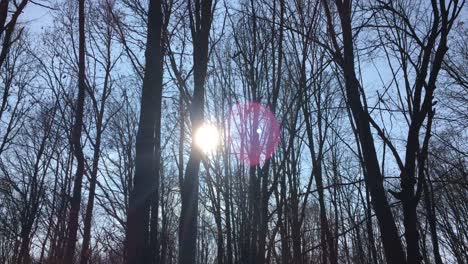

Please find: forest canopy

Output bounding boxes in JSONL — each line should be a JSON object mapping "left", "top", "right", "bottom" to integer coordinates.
{"left": 0, "top": 0, "right": 467, "bottom": 264}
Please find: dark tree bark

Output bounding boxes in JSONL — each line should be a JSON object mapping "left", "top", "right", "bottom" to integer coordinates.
{"left": 0, "top": 0, "right": 9, "bottom": 34}
{"left": 63, "top": 0, "right": 87, "bottom": 262}
{"left": 371, "top": 1, "right": 462, "bottom": 263}
{"left": 321, "top": 1, "right": 406, "bottom": 263}
{"left": 0, "top": 0, "right": 28, "bottom": 69}
{"left": 125, "top": 0, "right": 165, "bottom": 263}
{"left": 178, "top": 0, "right": 213, "bottom": 263}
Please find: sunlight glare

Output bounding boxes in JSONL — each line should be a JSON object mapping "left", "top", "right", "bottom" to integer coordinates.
{"left": 194, "top": 124, "right": 220, "bottom": 154}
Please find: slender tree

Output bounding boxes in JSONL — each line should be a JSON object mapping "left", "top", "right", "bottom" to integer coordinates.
{"left": 178, "top": 0, "right": 214, "bottom": 263}
{"left": 63, "top": 0, "right": 87, "bottom": 262}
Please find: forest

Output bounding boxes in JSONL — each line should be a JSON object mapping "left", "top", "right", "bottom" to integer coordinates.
{"left": 0, "top": 0, "right": 467, "bottom": 263}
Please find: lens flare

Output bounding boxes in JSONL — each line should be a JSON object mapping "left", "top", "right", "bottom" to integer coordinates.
{"left": 227, "top": 102, "right": 280, "bottom": 166}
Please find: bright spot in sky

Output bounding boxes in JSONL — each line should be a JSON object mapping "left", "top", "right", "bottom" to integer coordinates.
{"left": 194, "top": 124, "right": 219, "bottom": 154}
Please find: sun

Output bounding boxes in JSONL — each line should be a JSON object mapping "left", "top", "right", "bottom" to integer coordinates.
{"left": 194, "top": 124, "right": 220, "bottom": 154}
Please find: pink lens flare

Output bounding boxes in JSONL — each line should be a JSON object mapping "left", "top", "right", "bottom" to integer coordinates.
{"left": 227, "top": 102, "right": 280, "bottom": 166}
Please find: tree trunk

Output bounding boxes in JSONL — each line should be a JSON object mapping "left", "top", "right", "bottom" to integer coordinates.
{"left": 178, "top": 1, "right": 213, "bottom": 263}
{"left": 63, "top": 0, "right": 86, "bottom": 262}
{"left": 423, "top": 171, "right": 443, "bottom": 264}
{"left": 79, "top": 32, "right": 112, "bottom": 263}
{"left": 125, "top": 0, "right": 164, "bottom": 263}
{"left": 79, "top": 118, "right": 103, "bottom": 264}
{"left": 321, "top": 1, "right": 407, "bottom": 263}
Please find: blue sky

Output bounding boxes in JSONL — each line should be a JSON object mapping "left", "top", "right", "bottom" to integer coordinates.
{"left": 20, "top": 2, "right": 53, "bottom": 35}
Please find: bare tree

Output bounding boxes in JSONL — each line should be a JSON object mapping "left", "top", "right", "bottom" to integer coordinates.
{"left": 0, "top": 1, "right": 467, "bottom": 263}
{"left": 125, "top": 0, "right": 167, "bottom": 263}
{"left": 63, "top": 0, "right": 87, "bottom": 262}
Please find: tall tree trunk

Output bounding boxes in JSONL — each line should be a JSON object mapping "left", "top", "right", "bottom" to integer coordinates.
{"left": 79, "top": 112, "right": 103, "bottom": 264}
{"left": 178, "top": 1, "right": 213, "bottom": 263}
{"left": 362, "top": 180, "right": 378, "bottom": 264}
{"left": 423, "top": 170, "right": 443, "bottom": 264}
{"left": 79, "top": 33, "right": 112, "bottom": 264}
{"left": 63, "top": 0, "right": 86, "bottom": 262}
{"left": 321, "top": 1, "right": 407, "bottom": 263}
{"left": 125, "top": 0, "right": 164, "bottom": 263}
{"left": 222, "top": 135, "right": 233, "bottom": 264}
